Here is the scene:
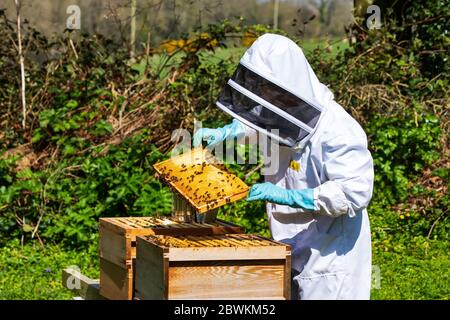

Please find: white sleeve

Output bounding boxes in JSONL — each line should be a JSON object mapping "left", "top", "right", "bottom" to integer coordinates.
{"left": 313, "top": 135, "right": 374, "bottom": 218}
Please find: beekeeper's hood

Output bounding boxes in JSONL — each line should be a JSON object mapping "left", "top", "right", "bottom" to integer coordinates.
{"left": 216, "top": 33, "right": 334, "bottom": 150}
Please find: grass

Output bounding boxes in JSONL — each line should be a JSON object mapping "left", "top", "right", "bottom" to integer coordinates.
{"left": 371, "top": 241, "right": 449, "bottom": 300}
{"left": 0, "top": 239, "right": 98, "bottom": 300}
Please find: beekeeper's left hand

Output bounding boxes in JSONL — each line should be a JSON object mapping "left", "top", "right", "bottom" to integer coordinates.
{"left": 247, "top": 182, "right": 315, "bottom": 210}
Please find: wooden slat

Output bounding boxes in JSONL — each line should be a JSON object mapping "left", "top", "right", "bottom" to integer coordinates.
{"left": 228, "top": 234, "right": 266, "bottom": 247}
{"left": 121, "top": 218, "right": 140, "bottom": 228}
{"left": 167, "top": 246, "right": 288, "bottom": 262}
{"left": 131, "top": 219, "right": 151, "bottom": 228}
{"left": 284, "top": 251, "right": 292, "bottom": 300}
{"left": 139, "top": 234, "right": 290, "bottom": 261}
{"left": 99, "top": 225, "right": 130, "bottom": 267}
{"left": 168, "top": 261, "right": 285, "bottom": 300}
{"left": 135, "top": 237, "right": 168, "bottom": 300}
{"left": 99, "top": 258, "right": 134, "bottom": 300}
{"left": 230, "top": 234, "right": 281, "bottom": 246}
{"left": 99, "top": 218, "right": 128, "bottom": 235}
{"left": 221, "top": 237, "right": 251, "bottom": 247}
{"left": 62, "top": 267, "right": 104, "bottom": 300}
{"left": 100, "top": 217, "right": 243, "bottom": 234}
{"left": 146, "top": 234, "right": 284, "bottom": 249}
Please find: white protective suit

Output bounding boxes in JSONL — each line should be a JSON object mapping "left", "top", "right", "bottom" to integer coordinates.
{"left": 216, "top": 34, "right": 374, "bottom": 300}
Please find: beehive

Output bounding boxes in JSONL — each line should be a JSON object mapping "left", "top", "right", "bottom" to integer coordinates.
{"left": 99, "top": 217, "right": 244, "bottom": 300}
{"left": 135, "top": 234, "right": 291, "bottom": 300}
{"left": 153, "top": 148, "right": 249, "bottom": 214}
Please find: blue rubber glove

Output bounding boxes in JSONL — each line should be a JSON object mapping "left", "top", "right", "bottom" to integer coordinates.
{"left": 193, "top": 119, "right": 246, "bottom": 147}
{"left": 247, "top": 182, "right": 315, "bottom": 210}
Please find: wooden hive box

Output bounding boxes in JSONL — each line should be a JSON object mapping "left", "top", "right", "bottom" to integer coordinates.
{"left": 99, "top": 217, "right": 244, "bottom": 300}
{"left": 135, "top": 234, "right": 291, "bottom": 300}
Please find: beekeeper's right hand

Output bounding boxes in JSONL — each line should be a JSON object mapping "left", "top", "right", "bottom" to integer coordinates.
{"left": 193, "top": 119, "right": 246, "bottom": 147}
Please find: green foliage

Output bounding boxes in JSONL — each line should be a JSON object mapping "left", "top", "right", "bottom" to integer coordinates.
{"left": 367, "top": 113, "right": 442, "bottom": 204}
{"left": 0, "top": 239, "right": 99, "bottom": 299}
{"left": 0, "top": 136, "right": 172, "bottom": 247}
{"left": 402, "top": 0, "right": 450, "bottom": 79}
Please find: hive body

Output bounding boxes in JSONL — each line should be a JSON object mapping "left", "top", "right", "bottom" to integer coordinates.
{"left": 99, "top": 217, "right": 244, "bottom": 299}
{"left": 135, "top": 234, "right": 292, "bottom": 300}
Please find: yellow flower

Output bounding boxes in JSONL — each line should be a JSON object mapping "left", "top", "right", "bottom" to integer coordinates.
{"left": 289, "top": 160, "right": 300, "bottom": 172}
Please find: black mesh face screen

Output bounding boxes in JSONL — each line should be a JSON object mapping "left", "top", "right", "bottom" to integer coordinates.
{"left": 218, "top": 84, "right": 310, "bottom": 146}
{"left": 230, "top": 64, "right": 321, "bottom": 129}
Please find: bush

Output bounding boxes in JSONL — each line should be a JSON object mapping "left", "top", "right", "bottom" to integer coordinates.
{"left": 367, "top": 113, "right": 442, "bottom": 204}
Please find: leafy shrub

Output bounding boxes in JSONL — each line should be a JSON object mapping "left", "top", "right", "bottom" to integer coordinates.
{"left": 1, "top": 135, "right": 172, "bottom": 246}
{"left": 367, "top": 113, "right": 442, "bottom": 204}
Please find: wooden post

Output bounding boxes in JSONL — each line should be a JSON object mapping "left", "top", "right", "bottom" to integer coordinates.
{"left": 273, "top": 0, "right": 279, "bottom": 29}
{"left": 14, "top": 0, "right": 27, "bottom": 130}
{"left": 130, "top": 0, "right": 137, "bottom": 58}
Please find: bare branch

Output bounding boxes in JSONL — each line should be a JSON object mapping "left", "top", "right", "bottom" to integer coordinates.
{"left": 14, "top": 0, "right": 27, "bottom": 131}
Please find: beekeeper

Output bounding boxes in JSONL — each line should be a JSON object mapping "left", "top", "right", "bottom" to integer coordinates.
{"left": 193, "top": 34, "right": 374, "bottom": 300}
